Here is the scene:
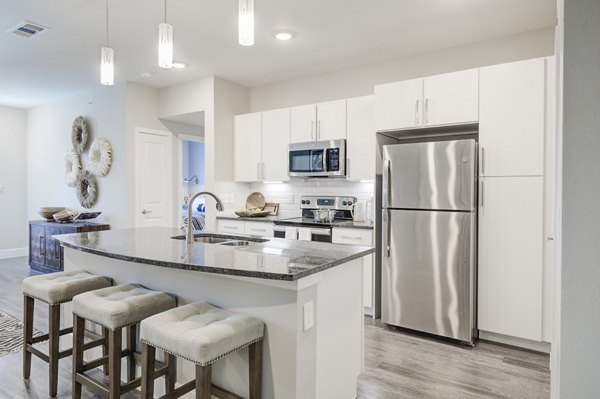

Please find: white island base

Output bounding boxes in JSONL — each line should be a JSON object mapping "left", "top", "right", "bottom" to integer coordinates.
{"left": 63, "top": 247, "right": 364, "bottom": 399}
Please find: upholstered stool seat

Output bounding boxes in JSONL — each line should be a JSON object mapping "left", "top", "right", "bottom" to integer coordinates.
{"left": 71, "top": 284, "right": 177, "bottom": 399}
{"left": 140, "top": 303, "right": 264, "bottom": 399}
{"left": 22, "top": 270, "right": 111, "bottom": 397}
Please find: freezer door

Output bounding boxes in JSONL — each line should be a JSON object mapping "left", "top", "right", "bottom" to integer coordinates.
{"left": 382, "top": 209, "right": 475, "bottom": 342}
{"left": 383, "top": 139, "right": 476, "bottom": 211}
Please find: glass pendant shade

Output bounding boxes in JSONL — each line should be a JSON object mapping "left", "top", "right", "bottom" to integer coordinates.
{"left": 238, "top": 0, "right": 254, "bottom": 46}
{"left": 158, "top": 23, "right": 173, "bottom": 68}
{"left": 100, "top": 46, "right": 114, "bottom": 86}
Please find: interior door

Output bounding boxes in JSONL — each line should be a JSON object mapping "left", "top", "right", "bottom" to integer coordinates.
{"left": 261, "top": 108, "right": 290, "bottom": 181}
{"left": 136, "top": 129, "right": 173, "bottom": 227}
{"left": 375, "top": 78, "right": 423, "bottom": 131}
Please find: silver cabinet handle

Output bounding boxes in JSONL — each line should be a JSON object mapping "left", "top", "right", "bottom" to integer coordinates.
{"left": 317, "top": 120, "right": 321, "bottom": 140}
{"left": 311, "top": 121, "right": 315, "bottom": 140}
{"left": 262, "top": 163, "right": 266, "bottom": 180}
{"left": 141, "top": 209, "right": 152, "bottom": 214}
{"left": 39, "top": 236, "right": 45, "bottom": 257}
{"left": 341, "top": 235, "right": 362, "bottom": 240}
{"left": 257, "top": 162, "right": 261, "bottom": 180}
{"left": 424, "top": 98, "right": 429, "bottom": 125}
{"left": 415, "top": 99, "right": 420, "bottom": 125}
{"left": 223, "top": 225, "right": 238, "bottom": 230}
{"left": 481, "top": 146, "right": 486, "bottom": 176}
{"left": 547, "top": 236, "right": 555, "bottom": 241}
{"left": 480, "top": 179, "right": 484, "bottom": 208}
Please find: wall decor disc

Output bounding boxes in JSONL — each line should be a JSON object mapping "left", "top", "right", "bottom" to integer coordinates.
{"left": 64, "top": 149, "right": 82, "bottom": 187}
{"left": 88, "top": 137, "right": 113, "bottom": 176}
{"left": 76, "top": 171, "right": 98, "bottom": 209}
{"left": 71, "top": 116, "right": 88, "bottom": 154}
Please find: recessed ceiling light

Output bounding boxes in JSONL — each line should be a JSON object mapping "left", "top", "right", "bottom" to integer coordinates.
{"left": 172, "top": 62, "right": 187, "bottom": 69}
{"left": 272, "top": 30, "right": 296, "bottom": 41}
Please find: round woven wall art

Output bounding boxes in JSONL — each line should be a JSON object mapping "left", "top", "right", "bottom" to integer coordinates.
{"left": 88, "top": 138, "right": 113, "bottom": 176}
{"left": 63, "top": 149, "right": 82, "bottom": 187}
{"left": 76, "top": 171, "right": 98, "bottom": 209}
{"left": 71, "top": 116, "right": 88, "bottom": 154}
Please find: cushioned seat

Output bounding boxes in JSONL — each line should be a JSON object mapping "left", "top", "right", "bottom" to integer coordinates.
{"left": 140, "top": 302, "right": 265, "bottom": 366}
{"left": 22, "top": 270, "right": 111, "bottom": 305}
{"left": 72, "top": 283, "right": 176, "bottom": 330}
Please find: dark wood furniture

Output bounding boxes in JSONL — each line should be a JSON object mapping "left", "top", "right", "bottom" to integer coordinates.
{"left": 28, "top": 220, "right": 109, "bottom": 273}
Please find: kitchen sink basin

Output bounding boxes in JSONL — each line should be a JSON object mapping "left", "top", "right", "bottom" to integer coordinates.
{"left": 218, "top": 240, "right": 252, "bottom": 247}
{"left": 171, "top": 233, "right": 268, "bottom": 246}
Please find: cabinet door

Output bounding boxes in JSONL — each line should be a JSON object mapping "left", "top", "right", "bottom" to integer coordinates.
{"left": 244, "top": 222, "right": 274, "bottom": 237}
{"left": 423, "top": 69, "right": 479, "bottom": 127}
{"left": 261, "top": 108, "right": 290, "bottom": 181}
{"left": 217, "top": 219, "right": 245, "bottom": 234}
{"left": 346, "top": 95, "right": 375, "bottom": 181}
{"left": 478, "top": 176, "right": 544, "bottom": 341}
{"left": 374, "top": 78, "right": 423, "bottom": 131}
{"left": 479, "top": 58, "right": 545, "bottom": 177}
{"left": 29, "top": 224, "right": 45, "bottom": 265}
{"left": 290, "top": 104, "right": 316, "bottom": 143}
{"left": 234, "top": 113, "right": 262, "bottom": 182}
{"left": 316, "top": 99, "right": 346, "bottom": 141}
{"left": 45, "top": 227, "right": 62, "bottom": 270}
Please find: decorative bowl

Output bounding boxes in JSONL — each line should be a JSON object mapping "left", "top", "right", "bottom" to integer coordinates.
{"left": 235, "top": 209, "right": 272, "bottom": 218}
{"left": 38, "top": 207, "right": 65, "bottom": 220}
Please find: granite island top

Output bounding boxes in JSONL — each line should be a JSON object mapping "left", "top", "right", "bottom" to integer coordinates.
{"left": 54, "top": 227, "right": 374, "bottom": 281}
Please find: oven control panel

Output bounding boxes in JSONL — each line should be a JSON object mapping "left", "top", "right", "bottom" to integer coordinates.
{"left": 300, "top": 196, "right": 357, "bottom": 211}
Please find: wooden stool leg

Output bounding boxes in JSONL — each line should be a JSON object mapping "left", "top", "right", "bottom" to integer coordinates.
{"left": 48, "top": 304, "right": 60, "bottom": 397}
{"left": 22, "top": 295, "right": 34, "bottom": 379}
{"left": 72, "top": 315, "right": 85, "bottom": 399}
{"left": 249, "top": 340, "right": 263, "bottom": 399}
{"left": 108, "top": 328, "right": 122, "bottom": 399}
{"left": 102, "top": 327, "right": 110, "bottom": 375}
{"left": 166, "top": 353, "right": 177, "bottom": 393}
{"left": 127, "top": 324, "right": 137, "bottom": 382}
{"left": 141, "top": 342, "right": 155, "bottom": 399}
{"left": 195, "top": 364, "right": 212, "bottom": 399}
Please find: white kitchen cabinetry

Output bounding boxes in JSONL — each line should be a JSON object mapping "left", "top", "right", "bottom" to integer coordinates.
{"left": 234, "top": 113, "right": 262, "bottom": 182}
{"left": 479, "top": 58, "right": 546, "bottom": 177}
{"left": 332, "top": 228, "right": 374, "bottom": 313}
{"left": 375, "top": 69, "right": 478, "bottom": 131}
{"left": 290, "top": 100, "right": 346, "bottom": 143}
{"left": 478, "top": 176, "right": 544, "bottom": 342}
{"left": 261, "top": 108, "right": 291, "bottom": 181}
{"left": 216, "top": 219, "right": 245, "bottom": 235}
{"left": 244, "top": 221, "right": 274, "bottom": 237}
{"left": 346, "top": 95, "right": 375, "bottom": 181}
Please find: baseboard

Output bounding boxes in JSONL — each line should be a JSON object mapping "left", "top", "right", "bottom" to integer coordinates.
{"left": 479, "top": 330, "right": 551, "bottom": 353}
{"left": 0, "top": 247, "right": 27, "bottom": 260}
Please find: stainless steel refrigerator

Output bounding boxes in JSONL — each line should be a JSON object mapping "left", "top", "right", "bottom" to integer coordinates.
{"left": 381, "top": 139, "right": 477, "bottom": 343}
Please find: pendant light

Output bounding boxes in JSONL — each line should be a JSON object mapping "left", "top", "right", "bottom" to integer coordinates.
{"left": 100, "top": 0, "right": 114, "bottom": 85}
{"left": 238, "top": 0, "right": 254, "bottom": 46}
{"left": 158, "top": 0, "right": 173, "bottom": 68}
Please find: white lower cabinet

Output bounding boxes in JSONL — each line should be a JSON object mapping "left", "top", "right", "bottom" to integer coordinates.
{"left": 216, "top": 219, "right": 245, "bottom": 235}
{"left": 478, "top": 176, "right": 544, "bottom": 342}
{"left": 217, "top": 219, "right": 274, "bottom": 237}
{"left": 332, "top": 228, "right": 374, "bottom": 312}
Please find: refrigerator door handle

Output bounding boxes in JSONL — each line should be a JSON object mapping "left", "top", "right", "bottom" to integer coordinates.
{"left": 382, "top": 159, "right": 390, "bottom": 209}
{"left": 383, "top": 209, "right": 391, "bottom": 258}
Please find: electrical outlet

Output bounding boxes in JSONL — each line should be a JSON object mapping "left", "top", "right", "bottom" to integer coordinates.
{"left": 303, "top": 301, "right": 314, "bottom": 331}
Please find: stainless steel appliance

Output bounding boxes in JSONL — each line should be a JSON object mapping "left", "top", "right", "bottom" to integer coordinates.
{"left": 288, "top": 140, "right": 346, "bottom": 178}
{"left": 381, "top": 139, "right": 477, "bottom": 344}
{"left": 273, "top": 195, "right": 356, "bottom": 242}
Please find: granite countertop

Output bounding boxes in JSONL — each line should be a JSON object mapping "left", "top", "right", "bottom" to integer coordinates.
{"left": 217, "top": 214, "right": 374, "bottom": 230}
{"left": 54, "top": 227, "right": 374, "bottom": 281}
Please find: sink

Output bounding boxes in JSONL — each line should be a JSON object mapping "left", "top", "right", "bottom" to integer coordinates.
{"left": 171, "top": 233, "right": 269, "bottom": 246}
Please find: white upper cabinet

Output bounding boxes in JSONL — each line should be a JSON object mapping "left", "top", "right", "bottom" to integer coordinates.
{"left": 375, "top": 70, "right": 478, "bottom": 132}
{"left": 261, "top": 108, "right": 290, "bottom": 181}
{"left": 234, "top": 112, "right": 262, "bottom": 182}
{"left": 346, "top": 95, "right": 375, "bottom": 181}
{"left": 375, "top": 78, "right": 423, "bottom": 131}
{"left": 479, "top": 58, "right": 546, "bottom": 177}
{"left": 290, "top": 104, "right": 317, "bottom": 143}
{"left": 423, "top": 69, "right": 479, "bottom": 126}
{"left": 316, "top": 99, "right": 347, "bottom": 141}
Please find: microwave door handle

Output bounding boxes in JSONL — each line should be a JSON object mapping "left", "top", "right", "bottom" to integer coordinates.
{"left": 322, "top": 149, "right": 328, "bottom": 173}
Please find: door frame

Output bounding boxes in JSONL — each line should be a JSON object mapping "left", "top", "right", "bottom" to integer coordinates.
{"left": 134, "top": 127, "right": 174, "bottom": 228}
{"left": 177, "top": 134, "right": 205, "bottom": 219}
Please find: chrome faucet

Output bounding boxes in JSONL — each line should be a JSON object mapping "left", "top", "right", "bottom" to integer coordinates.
{"left": 187, "top": 191, "right": 224, "bottom": 244}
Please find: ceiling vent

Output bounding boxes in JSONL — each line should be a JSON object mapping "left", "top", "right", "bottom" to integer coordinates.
{"left": 8, "top": 20, "right": 49, "bottom": 38}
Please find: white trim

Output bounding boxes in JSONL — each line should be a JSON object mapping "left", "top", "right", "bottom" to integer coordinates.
{"left": 0, "top": 247, "right": 28, "bottom": 259}
{"left": 178, "top": 134, "right": 205, "bottom": 222}
{"left": 479, "top": 330, "right": 551, "bottom": 354}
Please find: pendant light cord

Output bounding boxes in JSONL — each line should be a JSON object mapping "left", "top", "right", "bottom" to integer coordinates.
{"left": 105, "top": 0, "right": 109, "bottom": 46}
{"left": 164, "top": 0, "right": 168, "bottom": 23}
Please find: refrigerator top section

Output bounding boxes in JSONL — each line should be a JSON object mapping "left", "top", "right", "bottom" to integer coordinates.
{"left": 383, "top": 139, "right": 476, "bottom": 212}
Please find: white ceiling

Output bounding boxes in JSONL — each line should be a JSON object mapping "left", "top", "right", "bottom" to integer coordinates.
{"left": 0, "top": 0, "right": 556, "bottom": 108}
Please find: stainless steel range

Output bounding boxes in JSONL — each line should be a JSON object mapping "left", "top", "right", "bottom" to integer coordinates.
{"left": 273, "top": 195, "right": 357, "bottom": 242}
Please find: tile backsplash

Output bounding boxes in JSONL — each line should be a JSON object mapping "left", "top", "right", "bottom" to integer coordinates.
{"left": 249, "top": 180, "right": 375, "bottom": 219}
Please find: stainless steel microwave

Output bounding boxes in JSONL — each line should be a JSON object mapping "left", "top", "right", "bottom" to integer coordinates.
{"left": 288, "top": 139, "right": 346, "bottom": 178}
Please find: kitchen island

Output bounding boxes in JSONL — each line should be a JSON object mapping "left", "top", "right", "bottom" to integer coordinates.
{"left": 54, "top": 226, "right": 374, "bottom": 399}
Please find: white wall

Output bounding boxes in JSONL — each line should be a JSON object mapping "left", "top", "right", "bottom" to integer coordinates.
{"left": 27, "top": 85, "right": 128, "bottom": 228}
{"left": 559, "top": 0, "right": 600, "bottom": 396}
{"left": 249, "top": 27, "right": 555, "bottom": 112}
{"left": 0, "top": 106, "right": 27, "bottom": 256}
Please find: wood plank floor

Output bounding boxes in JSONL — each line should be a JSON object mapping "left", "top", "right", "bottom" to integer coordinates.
{"left": 0, "top": 257, "right": 550, "bottom": 398}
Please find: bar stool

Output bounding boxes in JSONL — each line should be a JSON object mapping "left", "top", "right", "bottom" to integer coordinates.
{"left": 140, "top": 302, "right": 265, "bottom": 399}
{"left": 71, "top": 283, "right": 177, "bottom": 399}
{"left": 22, "top": 269, "right": 112, "bottom": 397}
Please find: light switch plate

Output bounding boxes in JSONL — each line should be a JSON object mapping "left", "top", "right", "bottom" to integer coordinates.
{"left": 303, "top": 301, "right": 314, "bottom": 331}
